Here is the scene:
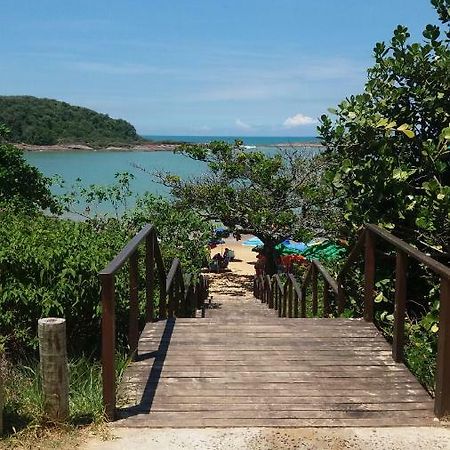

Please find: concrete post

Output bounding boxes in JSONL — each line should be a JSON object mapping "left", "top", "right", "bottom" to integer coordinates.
{"left": 38, "top": 318, "right": 69, "bottom": 421}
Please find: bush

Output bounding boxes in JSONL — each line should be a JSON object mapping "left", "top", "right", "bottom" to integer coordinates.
{"left": 0, "top": 211, "right": 130, "bottom": 356}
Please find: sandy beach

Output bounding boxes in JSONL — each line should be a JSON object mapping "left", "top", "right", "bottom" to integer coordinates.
{"left": 209, "top": 234, "right": 258, "bottom": 276}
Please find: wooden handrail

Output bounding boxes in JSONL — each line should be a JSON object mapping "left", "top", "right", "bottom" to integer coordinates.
{"left": 312, "top": 259, "right": 339, "bottom": 294}
{"left": 99, "top": 225, "right": 208, "bottom": 420}
{"left": 254, "top": 223, "right": 450, "bottom": 418}
{"left": 366, "top": 224, "right": 450, "bottom": 280}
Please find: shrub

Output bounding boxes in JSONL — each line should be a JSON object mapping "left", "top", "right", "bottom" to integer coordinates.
{"left": 0, "top": 211, "right": 130, "bottom": 357}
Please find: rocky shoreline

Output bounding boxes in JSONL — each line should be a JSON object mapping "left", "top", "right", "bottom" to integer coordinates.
{"left": 17, "top": 141, "right": 323, "bottom": 152}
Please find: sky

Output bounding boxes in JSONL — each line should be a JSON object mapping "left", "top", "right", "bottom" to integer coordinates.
{"left": 0, "top": 1, "right": 439, "bottom": 137}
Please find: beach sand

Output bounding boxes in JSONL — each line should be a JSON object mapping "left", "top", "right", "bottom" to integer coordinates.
{"left": 209, "top": 234, "right": 257, "bottom": 276}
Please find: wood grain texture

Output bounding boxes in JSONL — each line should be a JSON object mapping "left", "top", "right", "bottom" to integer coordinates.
{"left": 116, "top": 274, "right": 434, "bottom": 428}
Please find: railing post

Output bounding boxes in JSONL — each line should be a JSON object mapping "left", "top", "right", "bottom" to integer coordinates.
{"left": 266, "top": 276, "right": 273, "bottom": 308}
{"left": 146, "top": 233, "right": 155, "bottom": 322}
{"left": 323, "top": 281, "right": 330, "bottom": 317}
{"left": 168, "top": 285, "right": 175, "bottom": 318}
{"left": 266, "top": 275, "right": 274, "bottom": 309}
{"left": 128, "top": 251, "right": 139, "bottom": 357}
{"left": 155, "top": 235, "right": 167, "bottom": 320}
{"left": 288, "top": 279, "right": 293, "bottom": 318}
{"left": 282, "top": 282, "right": 288, "bottom": 317}
{"left": 435, "top": 277, "right": 450, "bottom": 418}
{"left": 312, "top": 264, "right": 318, "bottom": 316}
{"left": 364, "top": 229, "right": 375, "bottom": 322}
{"left": 101, "top": 274, "right": 116, "bottom": 421}
{"left": 278, "top": 285, "right": 282, "bottom": 317}
{"left": 293, "top": 288, "right": 299, "bottom": 318}
{"left": 272, "top": 278, "right": 278, "bottom": 311}
{"left": 392, "top": 250, "right": 407, "bottom": 362}
{"left": 300, "top": 285, "right": 307, "bottom": 318}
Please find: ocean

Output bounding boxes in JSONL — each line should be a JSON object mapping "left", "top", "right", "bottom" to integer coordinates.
{"left": 24, "top": 136, "right": 319, "bottom": 211}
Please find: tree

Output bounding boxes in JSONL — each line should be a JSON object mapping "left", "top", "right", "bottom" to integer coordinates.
{"left": 160, "top": 140, "right": 328, "bottom": 275}
{"left": 318, "top": 0, "right": 449, "bottom": 260}
{"left": 0, "top": 124, "right": 58, "bottom": 212}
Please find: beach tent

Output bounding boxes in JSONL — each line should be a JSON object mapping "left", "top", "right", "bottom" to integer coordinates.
{"left": 276, "top": 239, "right": 308, "bottom": 255}
{"left": 301, "top": 242, "right": 346, "bottom": 261}
{"left": 242, "top": 236, "right": 264, "bottom": 247}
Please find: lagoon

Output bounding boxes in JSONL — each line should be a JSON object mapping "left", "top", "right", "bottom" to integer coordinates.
{"left": 24, "top": 136, "right": 320, "bottom": 209}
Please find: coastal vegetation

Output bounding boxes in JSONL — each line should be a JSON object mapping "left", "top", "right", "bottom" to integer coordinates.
{"left": 0, "top": 0, "right": 448, "bottom": 444}
{"left": 318, "top": 0, "right": 449, "bottom": 391}
{"left": 0, "top": 96, "right": 143, "bottom": 147}
{"left": 0, "top": 124, "right": 57, "bottom": 212}
{"left": 161, "top": 140, "right": 329, "bottom": 275}
{"left": 0, "top": 133, "right": 210, "bottom": 442}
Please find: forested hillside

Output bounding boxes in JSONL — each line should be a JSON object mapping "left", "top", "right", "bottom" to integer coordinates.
{"left": 0, "top": 96, "right": 143, "bottom": 146}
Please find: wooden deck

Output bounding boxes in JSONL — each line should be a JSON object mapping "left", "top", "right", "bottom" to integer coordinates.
{"left": 116, "top": 275, "right": 435, "bottom": 427}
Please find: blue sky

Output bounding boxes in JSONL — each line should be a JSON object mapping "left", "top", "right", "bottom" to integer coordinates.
{"left": 0, "top": 1, "right": 439, "bottom": 136}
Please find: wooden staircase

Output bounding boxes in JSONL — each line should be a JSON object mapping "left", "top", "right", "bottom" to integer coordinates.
{"left": 114, "top": 273, "right": 435, "bottom": 427}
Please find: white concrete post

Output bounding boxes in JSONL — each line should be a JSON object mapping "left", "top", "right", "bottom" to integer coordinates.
{"left": 38, "top": 318, "right": 69, "bottom": 421}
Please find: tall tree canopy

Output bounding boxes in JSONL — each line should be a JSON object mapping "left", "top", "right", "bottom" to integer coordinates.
{"left": 161, "top": 140, "right": 327, "bottom": 274}
{"left": 318, "top": 0, "right": 449, "bottom": 260}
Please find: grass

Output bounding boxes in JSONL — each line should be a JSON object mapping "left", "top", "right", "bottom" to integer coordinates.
{"left": 1, "top": 353, "right": 129, "bottom": 449}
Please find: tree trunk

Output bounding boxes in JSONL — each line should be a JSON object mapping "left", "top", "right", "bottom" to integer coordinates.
{"left": 263, "top": 241, "right": 278, "bottom": 276}
{"left": 38, "top": 318, "right": 69, "bottom": 422}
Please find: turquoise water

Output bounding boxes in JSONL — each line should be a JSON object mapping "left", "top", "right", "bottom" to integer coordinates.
{"left": 24, "top": 151, "right": 206, "bottom": 199}
{"left": 24, "top": 136, "right": 320, "bottom": 212}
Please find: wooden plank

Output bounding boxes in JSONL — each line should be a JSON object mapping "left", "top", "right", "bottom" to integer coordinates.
{"left": 148, "top": 403, "right": 434, "bottom": 412}
{"left": 148, "top": 395, "right": 432, "bottom": 405}
{"left": 116, "top": 276, "right": 435, "bottom": 428}
{"left": 115, "top": 416, "right": 435, "bottom": 428}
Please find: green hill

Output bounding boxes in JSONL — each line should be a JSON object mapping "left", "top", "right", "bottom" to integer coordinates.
{"left": 0, "top": 96, "right": 144, "bottom": 146}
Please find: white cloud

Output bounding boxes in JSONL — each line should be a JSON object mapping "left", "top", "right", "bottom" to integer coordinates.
{"left": 235, "top": 119, "right": 253, "bottom": 130}
{"left": 283, "top": 113, "right": 317, "bottom": 128}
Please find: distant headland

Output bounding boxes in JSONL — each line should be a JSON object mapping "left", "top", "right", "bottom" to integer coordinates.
{"left": 0, "top": 95, "right": 322, "bottom": 151}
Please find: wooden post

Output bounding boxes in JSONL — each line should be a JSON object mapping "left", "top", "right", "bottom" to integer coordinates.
{"left": 294, "top": 290, "right": 299, "bottom": 318}
{"left": 435, "top": 277, "right": 450, "bottom": 418}
{"left": 312, "top": 265, "right": 318, "bottom": 316}
{"left": 392, "top": 250, "right": 407, "bottom": 362}
{"left": 364, "top": 229, "right": 375, "bottom": 322}
{"left": 128, "top": 251, "right": 139, "bottom": 358}
{"left": 278, "top": 287, "right": 282, "bottom": 317}
{"left": 300, "top": 286, "right": 307, "bottom": 318}
{"left": 146, "top": 233, "right": 155, "bottom": 322}
{"left": 38, "top": 318, "right": 69, "bottom": 422}
{"left": 323, "top": 281, "right": 330, "bottom": 317}
{"left": 101, "top": 274, "right": 116, "bottom": 420}
{"left": 288, "top": 281, "right": 293, "bottom": 318}
{"left": 282, "top": 284, "right": 287, "bottom": 317}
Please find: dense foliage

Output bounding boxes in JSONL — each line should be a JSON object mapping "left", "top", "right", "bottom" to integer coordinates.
{"left": 162, "top": 140, "right": 327, "bottom": 274}
{"left": 318, "top": 0, "right": 450, "bottom": 393}
{"left": 0, "top": 125, "right": 58, "bottom": 212}
{"left": 318, "top": 0, "right": 449, "bottom": 259}
{"left": 125, "top": 193, "right": 211, "bottom": 274}
{"left": 0, "top": 211, "right": 131, "bottom": 356}
{"left": 0, "top": 96, "right": 142, "bottom": 146}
